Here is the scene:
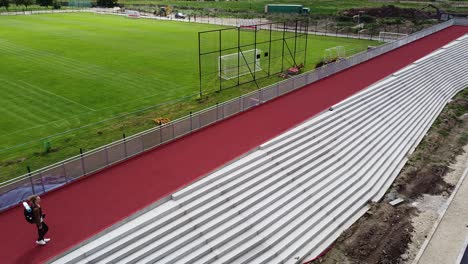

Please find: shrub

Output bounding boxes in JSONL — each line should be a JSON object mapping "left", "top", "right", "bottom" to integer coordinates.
{"left": 53, "top": 1, "right": 60, "bottom": 9}
{"left": 97, "top": 0, "right": 117, "bottom": 8}
{"left": 360, "top": 14, "right": 376, "bottom": 23}
{"left": 336, "top": 15, "right": 353, "bottom": 22}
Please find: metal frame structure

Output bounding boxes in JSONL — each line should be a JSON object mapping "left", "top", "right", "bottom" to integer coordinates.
{"left": 198, "top": 20, "right": 309, "bottom": 96}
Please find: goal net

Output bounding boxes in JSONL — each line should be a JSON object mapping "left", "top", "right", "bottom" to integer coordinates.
{"left": 219, "top": 49, "right": 262, "bottom": 80}
{"left": 378, "top": 32, "right": 408, "bottom": 42}
{"left": 323, "top": 46, "right": 346, "bottom": 63}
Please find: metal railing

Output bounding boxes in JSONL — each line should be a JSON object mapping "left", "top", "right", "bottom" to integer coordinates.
{"left": 0, "top": 18, "right": 456, "bottom": 212}
{"left": 454, "top": 17, "right": 468, "bottom": 26}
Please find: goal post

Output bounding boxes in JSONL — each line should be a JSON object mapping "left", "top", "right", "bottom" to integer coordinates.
{"left": 323, "top": 46, "right": 346, "bottom": 63}
{"left": 219, "top": 49, "right": 263, "bottom": 80}
{"left": 378, "top": 32, "right": 408, "bottom": 42}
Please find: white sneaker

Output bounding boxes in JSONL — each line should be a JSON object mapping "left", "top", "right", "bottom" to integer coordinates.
{"left": 36, "top": 240, "right": 46, "bottom": 245}
{"left": 44, "top": 238, "right": 51, "bottom": 242}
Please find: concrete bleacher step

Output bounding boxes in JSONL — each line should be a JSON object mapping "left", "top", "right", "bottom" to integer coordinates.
{"left": 173, "top": 55, "right": 446, "bottom": 203}
{"left": 371, "top": 70, "right": 467, "bottom": 201}
{"left": 89, "top": 80, "right": 412, "bottom": 262}
{"left": 90, "top": 76, "right": 460, "bottom": 262}
{"left": 103, "top": 80, "right": 454, "bottom": 262}
{"left": 173, "top": 86, "right": 460, "bottom": 262}
{"left": 243, "top": 105, "right": 445, "bottom": 263}
{"left": 276, "top": 95, "right": 442, "bottom": 262}
{"left": 172, "top": 63, "right": 438, "bottom": 208}
{"left": 173, "top": 43, "right": 468, "bottom": 208}
{"left": 154, "top": 77, "right": 446, "bottom": 262}
{"left": 262, "top": 92, "right": 436, "bottom": 249}
{"left": 238, "top": 53, "right": 464, "bottom": 262}
{"left": 52, "top": 36, "right": 468, "bottom": 264}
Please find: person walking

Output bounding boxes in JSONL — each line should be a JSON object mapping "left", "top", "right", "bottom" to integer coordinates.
{"left": 29, "top": 195, "right": 50, "bottom": 245}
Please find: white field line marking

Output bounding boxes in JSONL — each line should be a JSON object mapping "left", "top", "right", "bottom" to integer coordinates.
{"left": 0, "top": 39, "right": 186, "bottom": 91}
{"left": 0, "top": 89, "right": 195, "bottom": 150}
{"left": 0, "top": 85, "right": 195, "bottom": 140}
{"left": 18, "top": 80, "right": 96, "bottom": 111}
{"left": 0, "top": 79, "right": 70, "bottom": 123}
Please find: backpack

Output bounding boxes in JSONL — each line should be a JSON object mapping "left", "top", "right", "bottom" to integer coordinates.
{"left": 23, "top": 202, "right": 35, "bottom": 224}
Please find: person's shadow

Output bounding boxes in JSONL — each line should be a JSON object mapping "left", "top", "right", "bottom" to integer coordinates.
{"left": 14, "top": 245, "right": 46, "bottom": 264}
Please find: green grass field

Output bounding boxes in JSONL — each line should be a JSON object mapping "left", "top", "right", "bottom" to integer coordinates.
{"left": 0, "top": 12, "right": 379, "bottom": 181}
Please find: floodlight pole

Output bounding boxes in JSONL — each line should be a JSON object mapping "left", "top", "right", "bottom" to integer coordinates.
{"left": 237, "top": 27, "right": 241, "bottom": 86}
{"left": 293, "top": 20, "right": 298, "bottom": 66}
{"left": 219, "top": 30, "right": 222, "bottom": 91}
{"left": 253, "top": 25, "right": 257, "bottom": 81}
{"left": 304, "top": 20, "right": 309, "bottom": 66}
{"left": 268, "top": 23, "right": 272, "bottom": 76}
{"left": 198, "top": 32, "right": 203, "bottom": 97}
{"left": 281, "top": 22, "right": 286, "bottom": 72}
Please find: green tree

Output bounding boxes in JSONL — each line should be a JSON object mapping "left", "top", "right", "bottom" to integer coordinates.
{"left": 13, "top": 0, "right": 23, "bottom": 10}
{"left": 23, "top": 0, "right": 32, "bottom": 10}
{"left": 37, "top": 0, "right": 52, "bottom": 7}
{"left": 52, "top": 0, "right": 60, "bottom": 9}
{"left": 96, "top": 0, "right": 117, "bottom": 8}
{"left": 0, "top": 0, "right": 10, "bottom": 10}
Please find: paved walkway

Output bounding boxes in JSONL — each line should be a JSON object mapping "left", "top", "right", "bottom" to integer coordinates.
{"left": 417, "top": 161, "right": 468, "bottom": 264}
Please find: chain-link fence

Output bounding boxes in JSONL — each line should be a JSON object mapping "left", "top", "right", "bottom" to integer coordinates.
{"left": 0, "top": 8, "right": 89, "bottom": 15}
{"left": 91, "top": 8, "right": 440, "bottom": 41}
{"left": 0, "top": 14, "right": 457, "bottom": 212}
{"left": 198, "top": 20, "right": 309, "bottom": 95}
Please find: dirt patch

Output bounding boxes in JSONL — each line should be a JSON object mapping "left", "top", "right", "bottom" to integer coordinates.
{"left": 340, "top": 5, "right": 435, "bottom": 19}
{"left": 393, "top": 92, "right": 468, "bottom": 200}
{"left": 0, "top": 157, "right": 26, "bottom": 167}
{"left": 319, "top": 204, "right": 415, "bottom": 264}
{"left": 403, "top": 144, "right": 468, "bottom": 263}
{"left": 397, "top": 165, "right": 453, "bottom": 199}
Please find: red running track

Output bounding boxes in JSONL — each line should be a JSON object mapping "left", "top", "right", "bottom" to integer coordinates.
{"left": 1, "top": 26, "right": 467, "bottom": 264}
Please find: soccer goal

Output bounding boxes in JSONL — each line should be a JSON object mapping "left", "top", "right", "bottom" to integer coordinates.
{"left": 323, "top": 46, "right": 346, "bottom": 63}
{"left": 378, "top": 32, "right": 408, "bottom": 42}
{"left": 219, "top": 49, "right": 262, "bottom": 80}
